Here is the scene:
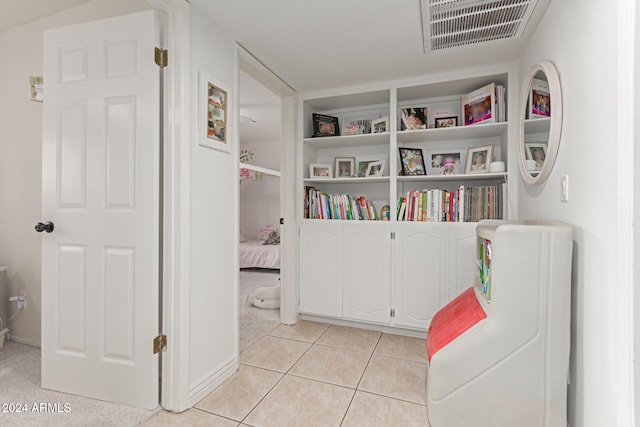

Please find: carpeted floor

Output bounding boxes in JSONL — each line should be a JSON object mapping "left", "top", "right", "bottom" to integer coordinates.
{"left": 238, "top": 269, "right": 281, "bottom": 352}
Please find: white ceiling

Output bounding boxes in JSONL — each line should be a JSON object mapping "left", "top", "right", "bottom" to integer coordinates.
{"left": 193, "top": 0, "right": 551, "bottom": 92}
{"left": 239, "top": 70, "right": 281, "bottom": 144}
{"left": 0, "top": 0, "right": 93, "bottom": 32}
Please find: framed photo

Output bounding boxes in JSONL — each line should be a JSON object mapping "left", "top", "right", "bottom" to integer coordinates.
{"left": 365, "top": 161, "right": 385, "bottom": 177}
{"left": 309, "top": 163, "right": 332, "bottom": 178}
{"left": 342, "top": 113, "right": 379, "bottom": 136}
{"left": 199, "top": 70, "right": 231, "bottom": 153}
{"left": 371, "top": 116, "right": 389, "bottom": 134}
{"left": 435, "top": 116, "right": 458, "bottom": 128}
{"left": 358, "top": 160, "right": 375, "bottom": 177}
{"left": 398, "top": 147, "right": 426, "bottom": 176}
{"left": 525, "top": 142, "right": 547, "bottom": 171}
{"left": 312, "top": 113, "right": 340, "bottom": 137}
{"left": 465, "top": 145, "right": 494, "bottom": 174}
{"left": 400, "top": 106, "right": 429, "bottom": 131}
{"left": 425, "top": 149, "right": 465, "bottom": 175}
{"left": 334, "top": 157, "right": 356, "bottom": 178}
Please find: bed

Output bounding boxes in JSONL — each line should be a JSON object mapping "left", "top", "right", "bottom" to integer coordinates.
{"left": 239, "top": 240, "right": 280, "bottom": 269}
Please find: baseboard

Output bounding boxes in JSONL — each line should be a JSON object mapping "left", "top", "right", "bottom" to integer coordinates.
{"left": 300, "top": 314, "right": 427, "bottom": 339}
{"left": 188, "top": 357, "right": 237, "bottom": 407}
{"left": 8, "top": 335, "right": 41, "bottom": 348}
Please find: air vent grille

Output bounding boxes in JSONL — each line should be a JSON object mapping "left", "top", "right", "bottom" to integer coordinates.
{"left": 421, "top": 0, "right": 539, "bottom": 52}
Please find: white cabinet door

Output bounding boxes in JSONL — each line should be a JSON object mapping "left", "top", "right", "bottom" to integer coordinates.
{"left": 449, "top": 223, "right": 478, "bottom": 300}
{"left": 393, "top": 224, "right": 450, "bottom": 330}
{"left": 299, "top": 222, "right": 342, "bottom": 317}
{"left": 342, "top": 223, "right": 391, "bottom": 323}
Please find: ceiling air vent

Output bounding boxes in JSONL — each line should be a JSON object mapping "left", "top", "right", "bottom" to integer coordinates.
{"left": 420, "top": 0, "right": 539, "bottom": 53}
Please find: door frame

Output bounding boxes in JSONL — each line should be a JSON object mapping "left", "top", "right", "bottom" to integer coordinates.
{"left": 237, "top": 46, "right": 298, "bottom": 325}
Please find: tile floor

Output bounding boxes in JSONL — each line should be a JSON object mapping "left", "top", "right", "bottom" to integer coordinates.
{"left": 142, "top": 321, "right": 430, "bottom": 427}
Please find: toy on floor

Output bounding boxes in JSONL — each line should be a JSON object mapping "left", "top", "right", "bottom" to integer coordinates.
{"left": 248, "top": 286, "right": 280, "bottom": 309}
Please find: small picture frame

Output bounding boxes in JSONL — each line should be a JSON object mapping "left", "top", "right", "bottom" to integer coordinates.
{"left": 465, "top": 145, "right": 494, "bottom": 174}
{"left": 334, "top": 157, "right": 356, "bottom": 178}
{"left": 371, "top": 116, "right": 389, "bottom": 134}
{"left": 400, "top": 106, "right": 428, "bottom": 131}
{"left": 365, "top": 160, "right": 385, "bottom": 177}
{"left": 358, "top": 160, "right": 375, "bottom": 177}
{"left": 425, "top": 149, "right": 465, "bottom": 175}
{"left": 199, "top": 70, "right": 231, "bottom": 153}
{"left": 398, "top": 147, "right": 426, "bottom": 176}
{"left": 435, "top": 116, "right": 458, "bottom": 128}
{"left": 309, "top": 163, "right": 332, "bottom": 178}
{"left": 525, "top": 142, "right": 547, "bottom": 171}
{"left": 312, "top": 113, "right": 340, "bottom": 137}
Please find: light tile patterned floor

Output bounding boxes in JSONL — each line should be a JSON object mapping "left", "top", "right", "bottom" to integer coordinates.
{"left": 143, "top": 321, "right": 430, "bottom": 427}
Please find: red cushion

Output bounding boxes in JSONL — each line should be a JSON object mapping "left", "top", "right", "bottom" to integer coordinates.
{"left": 427, "top": 287, "right": 486, "bottom": 361}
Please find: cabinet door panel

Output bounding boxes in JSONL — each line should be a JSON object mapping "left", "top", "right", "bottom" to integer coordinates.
{"left": 393, "top": 224, "right": 449, "bottom": 330}
{"left": 299, "top": 223, "right": 342, "bottom": 317}
{"left": 449, "top": 223, "right": 478, "bottom": 300}
{"left": 343, "top": 224, "right": 391, "bottom": 323}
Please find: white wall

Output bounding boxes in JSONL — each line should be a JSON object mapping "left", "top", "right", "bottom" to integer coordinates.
{"left": 187, "top": 2, "right": 239, "bottom": 399}
{"left": 0, "top": 0, "right": 150, "bottom": 347}
{"left": 517, "top": 0, "right": 634, "bottom": 425}
{"left": 239, "top": 139, "right": 281, "bottom": 240}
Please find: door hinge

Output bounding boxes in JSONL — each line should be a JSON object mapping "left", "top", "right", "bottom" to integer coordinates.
{"left": 391, "top": 232, "right": 396, "bottom": 240}
{"left": 390, "top": 309, "right": 395, "bottom": 318}
{"left": 154, "top": 47, "right": 168, "bottom": 68}
{"left": 153, "top": 334, "right": 167, "bottom": 354}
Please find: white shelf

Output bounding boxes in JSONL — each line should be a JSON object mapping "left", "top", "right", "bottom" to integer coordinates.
{"left": 304, "top": 132, "right": 390, "bottom": 149}
{"left": 397, "top": 122, "right": 507, "bottom": 144}
{"left": 397, "top": 172, "right": 507, "bottom": 183}
{"left": 524, "top": 117, "right": 550, "bottom": 134}
{"left": 304, "top": 176, "right": 390, "bottom": 185}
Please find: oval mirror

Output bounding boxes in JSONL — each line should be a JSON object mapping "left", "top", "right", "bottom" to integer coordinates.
{"left": 518, "top": 61, "right": 563, "bottom": 184}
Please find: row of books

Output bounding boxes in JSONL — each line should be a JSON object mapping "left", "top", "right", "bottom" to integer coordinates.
{"left": 396, "top": 184, "right": 506, "bottom": 222}
{"left": 304, "top": 187, "right": 380, "bottom": 220}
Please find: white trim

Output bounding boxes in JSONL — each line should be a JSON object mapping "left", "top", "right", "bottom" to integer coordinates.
{"left": 240, "top": 162, "right": 280, "bottom": 177}
{"left": 187, "top": 358, "right": 236, "bottom": 407}
{"left": 237, "top": 46, "right": 298, "bottom": 326}
{"left": 7, "top": 336, "right": 40, "bottom": 348}
{"left": 146, "top": 0, "right": 191, "bottom": 412}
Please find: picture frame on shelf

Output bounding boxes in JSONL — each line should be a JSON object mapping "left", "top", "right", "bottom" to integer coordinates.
{"left": 365, "top": 160, "right": 385, "bottom": 177}
{"left": 309, "top": 163, "right": 332, "bottom": 178}
{"left": 529, "top": 78, "right": 551, "bottom": 118}
{"left": 334, "top": 157, "right": 356, "bottom": 178}
{"left": 425, "top": 149, "right": 465, "bottom": 175}
{"left": 371, "top": 116, "right": 389, "bottom": 134}
{"left": 342, "top": 113, "right": 379, "bottom": 136}
{"left": 400, "top": 106, "right": 428, "bottom": 131}
{"left": 465, "top": 145, "right": 494, "bottom": 174}
{"left": 358, "top": 160, "right": 375, "bottom": 177}
{"left": 312, "top": 113, "right": 340, "bottom": 137}
{"left": 524, "top": 142, "right": 547, "bottom": 171}
{"left": 398, "top": 147, "right": 426, "bottom": 176}
{"left": 199, "top": 70, "right": 231, "bottom": 153}
{"left": 435, "top": 116, "right": 458, "bottom": 128}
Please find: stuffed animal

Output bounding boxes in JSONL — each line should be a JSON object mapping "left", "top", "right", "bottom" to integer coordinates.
{"left": 248, "top": 286, "right": 280, "bottom": 309}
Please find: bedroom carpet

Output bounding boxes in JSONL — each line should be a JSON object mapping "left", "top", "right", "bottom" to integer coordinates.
{"left": 239, "top": 269, "right": 281, "bottom": 352}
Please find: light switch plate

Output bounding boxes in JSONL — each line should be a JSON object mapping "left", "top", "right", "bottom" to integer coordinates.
{"left": 561, "top": 175, "right": 569, "bottom": 202}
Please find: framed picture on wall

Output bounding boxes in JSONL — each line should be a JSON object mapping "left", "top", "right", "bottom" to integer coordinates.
{"left": 199, "top": 70, "right": 231, "bottom": 153}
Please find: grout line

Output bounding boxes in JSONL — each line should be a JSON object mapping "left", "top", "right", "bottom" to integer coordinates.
{"left": 354, "top": 332, "right": 383, "bottom": 391}
{"left": 238, "top": 369, "right": 287, "bottom": 426}
{"left": 192, "top": 407, "right": 242, "bottom": 423}
{"left": 355, "top": 389, "right": 427, "bottom": 407}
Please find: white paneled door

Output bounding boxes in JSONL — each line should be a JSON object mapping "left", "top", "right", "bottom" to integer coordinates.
{"left": 41, "top": 11, "right": 161, "bottom": 409}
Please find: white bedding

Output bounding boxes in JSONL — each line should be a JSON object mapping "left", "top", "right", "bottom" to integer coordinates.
{"left": 239, "top": 240, "right": 280, "bottom": 269}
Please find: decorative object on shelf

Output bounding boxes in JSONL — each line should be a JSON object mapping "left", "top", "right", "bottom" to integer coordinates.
{"left": 399, "top": 147, "right": 427, "bottom": 176}
{"left": 465, "top": 144, "right": 494, "bottom": 174}
{"left": 518, "top": 61, "right": 562, "bottom": 185}
{"left": 461, "top": 83, "right": 495, "bottom": 126}
{"left": 524, "top": 142, "right": 547, "bottom": 171}
{"left": 239, "top": 149, "right": 264, "bottom": 182}
{"left": 371, "top": 116, "right": 389, "bottom": 134}
{"left": 199, "top": 70, "right": 231, "bottom": 153}
{"left": 334, "top": 157, "right": 356, "bottom": 178}
{"left": 400, "top": 106, "right": 429, "bottom": 131}
{"left": 489, "top": 161, "right": 506, "bottom": 173}
{"left": 358, "top": 160, "right": 376, "bottom": 177}
{"left": 380, "top": 205, "right": 391, "bottom": 220}
{"left": 526, "top": 159, "right": 537, "bottom": 171}
{"left": 426, "top": 149, "right": 465, "bottom": 175}
{"left": 312, "top": 113, "right": 340, "bottom": 137}
{"left": 435, "top": 116, "right": 458, "bottom": 128}
{"left": 365, "top": 160, "right": 385, "bottom": 177}
{"left": 528, "top": 78, "right": 551, "bottom": 118}
{"left": 342, "top": 113, "right": 378, "bottom": 135}
{"left": 309, "top": 163, "right": 332, "bottom": 178}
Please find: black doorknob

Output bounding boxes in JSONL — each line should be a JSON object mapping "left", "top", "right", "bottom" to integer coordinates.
{"left": 35, "top": 221, "right": 55, "bottom": 233}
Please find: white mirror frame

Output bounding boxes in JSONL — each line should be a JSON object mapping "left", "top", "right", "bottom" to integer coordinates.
{"left": 518, "top": 61, "right": 563, "bottom": 184}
